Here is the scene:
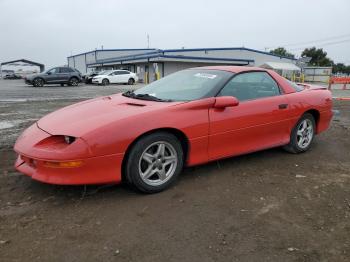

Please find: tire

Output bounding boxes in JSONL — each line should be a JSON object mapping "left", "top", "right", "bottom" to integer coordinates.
{"left": 102, "top": 78, "right": 110, "bottom": 86}
{"left": 125, "top": 132, "right": 184, "bottom": 193}
{"left": 69, "top": 77, "right": 79, "bottom": 86}
{"left": 60, "top": 83, "right": 64, "bottom": 87}
{"left": 128, "top": 78, "right": 135, "bottom": 85}
{"left": 283, "top": 113, "right": 316, "bottom": 154}
{"left": 33, "top": 78, "right": 44, "bottom": 87}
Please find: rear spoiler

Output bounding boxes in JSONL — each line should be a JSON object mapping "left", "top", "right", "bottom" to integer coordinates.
{"left": 296, "top": 83, "right": 328, "bottom": 90}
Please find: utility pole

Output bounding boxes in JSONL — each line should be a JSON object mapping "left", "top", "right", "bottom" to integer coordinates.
{"left": 147, "top": 34, "right": 150, "bottom": 49}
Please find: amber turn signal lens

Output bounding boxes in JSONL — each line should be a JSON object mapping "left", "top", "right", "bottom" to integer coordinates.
{"left": 44, "top": 160, "right": 83, "bottom": 168}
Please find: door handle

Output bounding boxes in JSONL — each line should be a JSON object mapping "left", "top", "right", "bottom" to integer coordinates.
{"left": 278, "top": 104, "right": 288, "bottom": 109}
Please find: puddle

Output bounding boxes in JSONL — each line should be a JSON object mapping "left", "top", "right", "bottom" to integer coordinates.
{"left": 0, "top": 121, "right": 15, "bottom": 129}
{"left": 0, "top": 120, "right": 26, "bottom": 130}
{"left": 0, "top": 98, "right": 28, "bottom": 102}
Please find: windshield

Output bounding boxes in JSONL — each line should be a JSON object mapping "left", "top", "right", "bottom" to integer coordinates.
{"left": 44, "top": 68, "right": 56, "bottom": 74}
{"left": 134, "top": 69, "right": 233, "bottom": 101}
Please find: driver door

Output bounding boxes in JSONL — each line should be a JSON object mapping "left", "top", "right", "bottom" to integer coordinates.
{"left": 208, "top": 71, "right": 291, "bottom": 160}
{"left": 57, "top": 67, "right": 71, "bottom": 82}
{"left": 45, "top": 68, "right": 60, "bottom": 83}
{"left": 110, "top": 71, "right": 123, "bottom": 83}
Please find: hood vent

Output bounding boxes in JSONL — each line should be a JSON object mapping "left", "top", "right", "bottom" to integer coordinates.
{"left": 124, "top": 102, "right": 146, "bottom": 107}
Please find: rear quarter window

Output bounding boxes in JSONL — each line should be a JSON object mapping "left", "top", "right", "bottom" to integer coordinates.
{"left": 287, "top": 80, "right": 304, "bottom": 92}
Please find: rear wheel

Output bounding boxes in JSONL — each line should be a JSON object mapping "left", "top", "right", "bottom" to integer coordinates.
{"left": 125, "top": 132, "right": 184, "bottom": 193}
{"left": 33, "top": 78, "right": 44, "bottom": 87}
{"left": 128, "top": 78, "right": 135, "bottom": 85}
{"left": 102, "top": 78, "right": 109, "bottom": 86}
{"left": 283, "top": 113, "right": 315, "bottom": 153}
{"left": 69, "top": 77, "right": 79, "bottom": 86}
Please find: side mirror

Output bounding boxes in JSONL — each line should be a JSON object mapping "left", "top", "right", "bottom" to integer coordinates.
{"left": 214, "top": 96, "right": 239, "bottom": 109}
{"left": 47, "top": 72, "right": 51, "bottom": 75}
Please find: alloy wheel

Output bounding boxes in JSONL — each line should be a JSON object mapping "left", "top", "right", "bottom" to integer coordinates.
{"left": 138, "top": 141, "right": 178, "bottom": 186}
{"left": 34, "top": 79, "right": 43, "bottom": 87}
{"left": 296, "top": 119, "right": 313, "bottom": 149}
{"left": 70, "top": 78, "right": 78, "bottom": 86}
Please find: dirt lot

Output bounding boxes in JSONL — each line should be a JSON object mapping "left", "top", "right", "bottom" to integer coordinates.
{"left": 0, "top": 80, "right": 350, "bottom": 262}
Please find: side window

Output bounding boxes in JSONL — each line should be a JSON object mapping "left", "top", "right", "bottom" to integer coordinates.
{"left": 218, "top": 72, "right": 280, "bottom": 101}
{"left": 48, "top": 68, "right": 59, "bottom": 74}
{"left": 60, "top": 67, "right": 70, "bottom": 73}
{"left": 114, "top": 71, "right": 129, "bottom": 75}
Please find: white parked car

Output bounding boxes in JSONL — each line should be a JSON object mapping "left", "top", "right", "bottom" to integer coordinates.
{"left": 92, "top": 70, "right": 138, "bottom": 85}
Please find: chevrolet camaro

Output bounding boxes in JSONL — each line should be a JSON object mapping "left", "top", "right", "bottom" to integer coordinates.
{"left": 14, "top": 66, "right": 333, "bottom": 193}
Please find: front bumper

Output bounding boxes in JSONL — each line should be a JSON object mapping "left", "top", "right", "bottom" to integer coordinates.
{"left": 14, "top": 123, "right": 124, "bottom": 185}
{"left": 25, "top": 79, "right": 33, "bottom": 84}
{"left": 92, "top": 78, "right": 102, "bottom": 84}
{"left": 14, "top": 153, "right": 123, "bottom": 185}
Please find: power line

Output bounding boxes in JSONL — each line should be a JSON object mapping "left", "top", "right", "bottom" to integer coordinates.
{"left": 289, "top": 38, "right": 350, "bottom": 51}
{"left": 266, "top": 33, "right": 350, "bottom": 50}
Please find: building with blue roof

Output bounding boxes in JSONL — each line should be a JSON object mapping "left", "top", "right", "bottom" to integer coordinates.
{"left": 67, "top": 47, "right": 297, "bottom": 83}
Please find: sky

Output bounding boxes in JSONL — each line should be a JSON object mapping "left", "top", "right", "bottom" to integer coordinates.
{"left": 0, "top": 0, "right": 349, "bottom": 68}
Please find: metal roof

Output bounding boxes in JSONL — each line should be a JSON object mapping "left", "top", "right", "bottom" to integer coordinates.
{"left": 260, "top": 62, "right": 300, "bottom": 71}
{"left": 67, "top": 48, "right": 157, "bottom": 58}
{"left": 0, "top": 59, "right": 45, "bottom": 72}
{"left": 86, "top": 50, "right": 255, "bottom": 67}
{"left": 70, "top": 47, "right": 298, "bottom": 62}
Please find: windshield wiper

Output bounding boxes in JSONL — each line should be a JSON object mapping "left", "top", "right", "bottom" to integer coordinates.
{"left": 122, "top": 91, "right": 172, "bottom": 102}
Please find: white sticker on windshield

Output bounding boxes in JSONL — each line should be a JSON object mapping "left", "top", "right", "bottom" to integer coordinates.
{"left": 194, "top": 73, "right": 217, "bottom": 79}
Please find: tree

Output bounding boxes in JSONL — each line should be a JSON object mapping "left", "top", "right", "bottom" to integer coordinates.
{"left": 333, "top": 63, "right": 350, "bottom": 75}
{"left": 301, "top": 47, "right": 333, "bottom": 66}
{"left": 269, "top": 47, "right": 295, "bottom": 59}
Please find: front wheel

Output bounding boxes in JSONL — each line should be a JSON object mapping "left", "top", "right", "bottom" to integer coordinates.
{"left": 33, "top": 78, "right": 44, "bottom": 87}
{"left": 283, "top": 113, "right": 316, "bottom": 154}
{"left": 102, "top": 78, "right": 109, "bottom": 86}
{"left": 125, "top": 132, "right": 184, "bottom": 193}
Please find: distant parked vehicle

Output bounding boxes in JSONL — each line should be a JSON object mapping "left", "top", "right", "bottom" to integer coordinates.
{"left": 4, "top": 73, "right": 22, "bottom": 79}
{"left": 24, "top": 67, "right": 82, "bottom": 87}
{"left": 92, "top": 70, "right": 138, "bottom": 85}
{"left": 84, "top": 71, "right": 104, "bottom": 84}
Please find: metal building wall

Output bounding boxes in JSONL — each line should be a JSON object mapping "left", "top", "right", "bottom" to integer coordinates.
{"left": 68, "top": 49, "right": 156, "bottom": 74}
{"left": 73, "top": 55, "right": 87, "bottom": 73}
{"left": 304, "top": 67, "right": 332, "bottom": 83}
{"left": 67, "top": 57, "right": 75, "bottom": 69}
{"left": 96, "top": 50, "right": 153, "bottom": 60}
{"left": 68, "top": 53, "right": 94, "bottom": 73}
{"left": 163, "top": 62, "right": 226, "bottom": 76}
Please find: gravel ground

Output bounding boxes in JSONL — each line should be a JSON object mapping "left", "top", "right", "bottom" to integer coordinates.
{"left": 0, "top": 79, "right": 350, "bottom": 262}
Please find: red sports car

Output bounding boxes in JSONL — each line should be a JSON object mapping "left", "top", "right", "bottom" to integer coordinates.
{"left": 14, "top": 66, "right": 333, "bottom": 193}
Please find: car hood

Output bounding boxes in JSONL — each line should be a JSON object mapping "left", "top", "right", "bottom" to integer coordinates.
{"left": 37, "top": 94, "right": 183, "bottom": 137}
